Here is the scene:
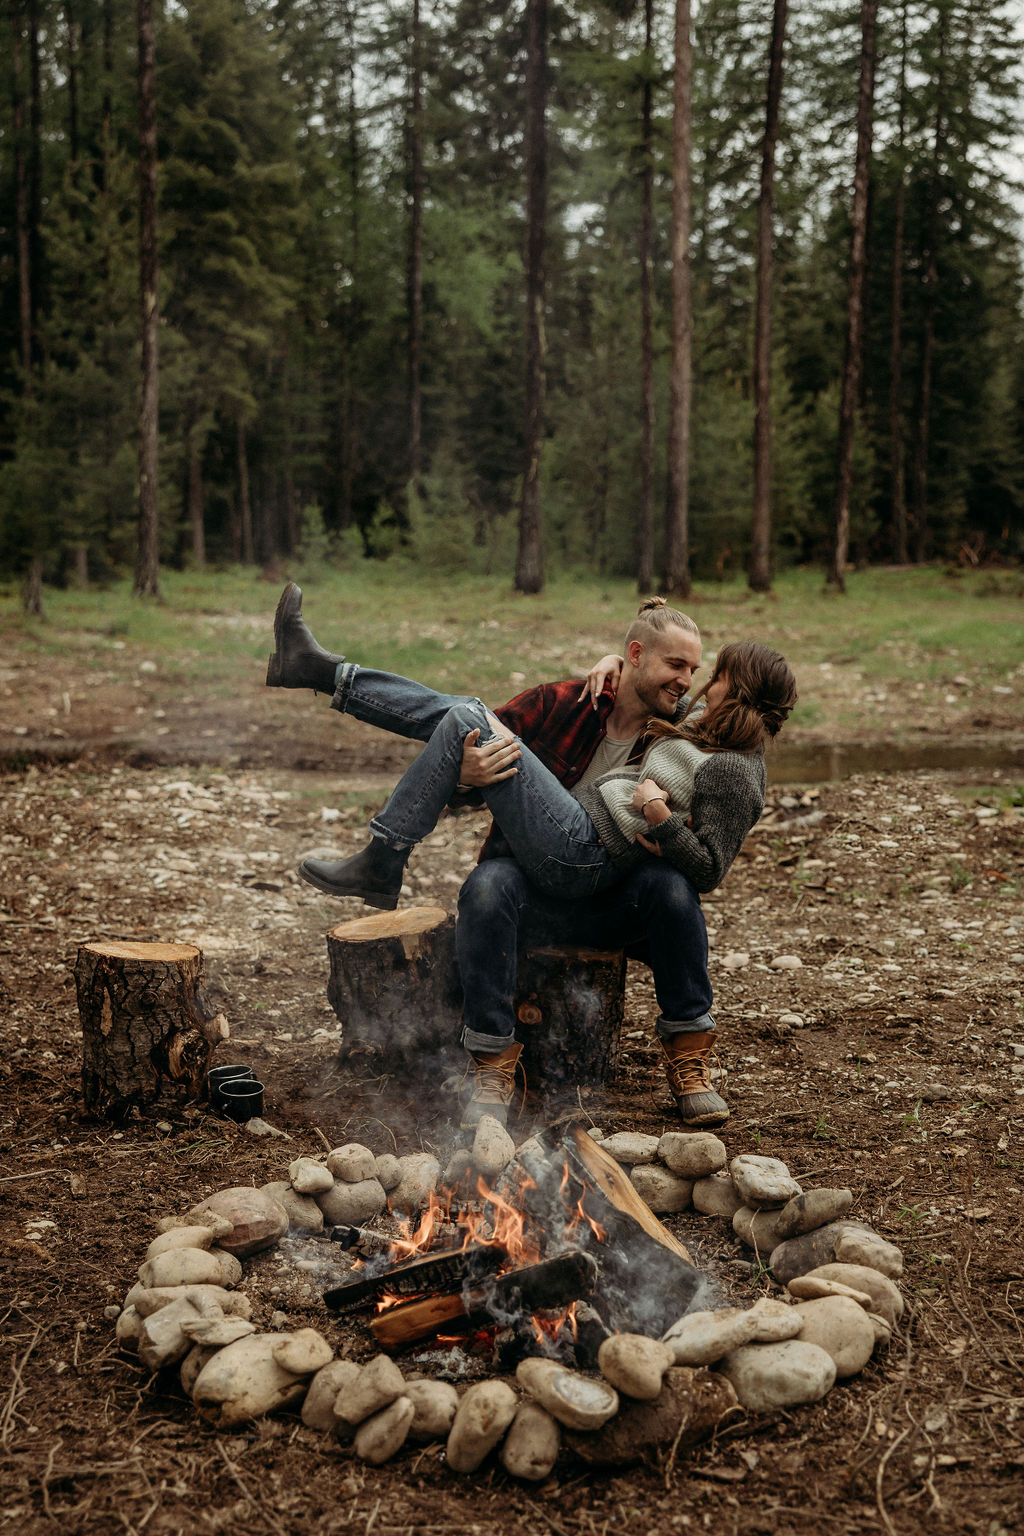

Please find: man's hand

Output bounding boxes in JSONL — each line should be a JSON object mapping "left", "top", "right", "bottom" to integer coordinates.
{"left": 458, "top": 727, "right": 522, "bottom": 788}
{"left": 635, "top": 831, "right": 664, "bottom": 856}
{"left": 577, "top": 654, "right": 624, "bottom": 710}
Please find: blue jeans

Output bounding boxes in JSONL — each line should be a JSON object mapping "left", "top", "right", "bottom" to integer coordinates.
{"left": 332, "top": 664, "right": 714, "bottom": 1049}
{"left": 334, "top": 666, "right": 620, "bottom": 900}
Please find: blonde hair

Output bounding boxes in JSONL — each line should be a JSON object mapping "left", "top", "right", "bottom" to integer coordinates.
{"left": 625, "top": 596, "right": 699, "bottom": 650}
{"left": 647, "top": 640, "right": 797, "bottom": 754}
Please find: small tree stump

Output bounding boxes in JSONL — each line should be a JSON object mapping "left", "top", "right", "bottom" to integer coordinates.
{"left": 326, "top": 906, "right": 463, "bottom": 1065}
{"left": 515, "top": 947, "right": 626, "bottom": 1091}
{"left": 76, "top": 940, "right": 227, "bottom": 1119}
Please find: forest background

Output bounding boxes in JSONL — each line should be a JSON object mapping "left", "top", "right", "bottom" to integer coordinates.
{"left": 1, "top": 0, "right": 1023, "bottom": 607}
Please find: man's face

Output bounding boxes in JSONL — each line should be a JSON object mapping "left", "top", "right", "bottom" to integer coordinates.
{"left": 632, "top": 625, "right": 703, "bottom": 717}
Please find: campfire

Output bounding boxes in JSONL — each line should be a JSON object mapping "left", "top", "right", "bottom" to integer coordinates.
{"left": 323, "top": 1121, "right": 705, "bottom": 1363}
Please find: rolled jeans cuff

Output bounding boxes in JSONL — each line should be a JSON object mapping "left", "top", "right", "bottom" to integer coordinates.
{"left": 330, "top": 660, "right": 358, "bottom": 712}
{"left": 461, "top": 1024, "right": 515, "bottom": 1054}
{"left": 656, "top": 1012, "right": 715, "bottom": 1039}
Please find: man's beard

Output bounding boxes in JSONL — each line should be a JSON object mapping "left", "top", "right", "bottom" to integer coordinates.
{"left": 635, "top": 670, "right": 684, "bottom": 718}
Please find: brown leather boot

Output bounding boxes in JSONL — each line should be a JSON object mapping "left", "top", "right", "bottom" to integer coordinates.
{"left": 660, "top": 1029, "right": 729, "bottom": 1127}
{"left": 460, "top": 1041, "right": 524, "bottom": 1130}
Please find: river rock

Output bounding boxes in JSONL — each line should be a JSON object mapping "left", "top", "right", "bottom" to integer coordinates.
{"left": 125, "top": 1284, "right": 252, "bottom": 1319}
{"left": 335, "top": 1354, "right": 406, "bottom": 1426}
{"left": 355, "top": 1397, "right": 415, "bottom": 1465}
{"left": 564, "top": 1368, "right": 738, "bottom": 1468}
{"left": 404, "top": 1379, "right": 460, "bottom": 1441}
{"left": 260, "top": 1181, "right": 325, "bottom": 1233}
{"left": 658, "top": 1132, "right": 728, "bottom": 1179}
{"left": 801, "top": 1263, "right": 904, "bottom": 1326}
{"left": 729, "top": 1155, "right": 802, "bottom": 1209}
{"left": 732, "top": 1205, "right": 791, "bottom": 1252}
{"left": 630, "top": 1165, "right": 693, "bottom": 1214}
{"left": 192, "top": 1335, "right": 313, "bottom": 1428}
{"left": 446, "top": 1381, "right": 519, "bottom": 1473}
{"left": 501, "top": 1402, "right": 561, "bottom": 1481}
{"left": 516, "top": 1359, "right": 618, "bottom": 1432}
{"left": 137, "top": 1296, "right": 205, "bottom": 1370}
{"left": 115, "top": 1306, "right": 143, "bottom": 1348}
{"left": 663, "top": 1307, "right": 759, "bottom": 1365}
{"left": 867, "top": 1313, "right": 893, "bottom": 1346}
{"left": 692, "top": 1170, "right": 744, "bottom": 1220}
{"left": 770, "top": 1222, "right": 867, "bottom": 1284}
{"left": 146, "top": 1225, "right": 217, "bottom": 1258}
{"left": 187, "top": 1187, "right": 289, "bottom": 1258}
{"left": 374, "top": 1154, "right": 403, "bottom": 1192}
{"left": 835, "top": 1227, "right": 904, "bottom": 1278}
{"left": 718, "top": 1340, "right": 837, "bottom": 1412}
{"left": 138, "top": 1247, "right": 242, "bottom": 1290}
{"left": 775, "top": 1188, "right": 853, "bottom": 1239}
{"left": 316, "top": 1178, "right": 387, "bottom": 1226}
{"left": 272, "top": 1329, "right": 332, "bottom": 1375}
{"left": 787, "top": 1276, "right": 875, "bottom": 1308}
{"left": 326, "top": 1144, "right": 377, "bottom": 1183}
{"left": 390, "top": 1154, "right": 441, "bottom": 1215}
{"left": 157, "top": 1211, "right": 233, "bottom": 1242}
{"left": 472, "top": 1115, "right": 516, "bottom": 1178}
{"left": 288, "top": 1156, "right": 335, "bottom": 1195}
{"left": 748, "top": 1296, "right": 803, "bottom": 1342}
{"left": 599, "top": 1132, "right": 661, "bottom": 1165}
{"left": 180, "top": 1344, "right": 218, "bottom": 1396}
{"left": 302, "top": 1360, "right": 361, "bottom": 1430}
{"left": 791, "top": 1296, "right": 877, "bottom": 1377}
{"left": 598, "top": 1335, "right": 673, "bottom": 1399}
{"left": 180, "top": 1314, "right": 256, "bottom": 1348}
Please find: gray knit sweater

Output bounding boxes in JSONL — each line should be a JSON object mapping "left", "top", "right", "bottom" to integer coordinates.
{"left": 573, "top": 740, "right": 766, "bottom": 894}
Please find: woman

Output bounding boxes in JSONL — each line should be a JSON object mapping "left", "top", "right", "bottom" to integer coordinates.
{"left": 297, "top": 639, "right": 798, "bottom": 911}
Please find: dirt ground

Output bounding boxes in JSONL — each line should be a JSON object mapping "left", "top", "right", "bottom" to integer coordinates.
{"left": 1, "top": 667, "right": 1023, "bottom": 1536}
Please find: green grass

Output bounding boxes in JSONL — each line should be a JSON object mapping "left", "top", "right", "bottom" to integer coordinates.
{"left": 1, "top": 563, "right": 1021, "bottom": 739}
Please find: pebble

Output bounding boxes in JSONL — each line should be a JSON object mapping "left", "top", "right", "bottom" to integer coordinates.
{"left": 326, "top": 1144, "right": 377, "bottom": 1183}
{"left": 775, "top": 1187, "right": 853, "bottom": 1240}
{"left": 657, "top": 1132, "right": 727, "bottom": 1179}
{"left": 662, "top": 1307, "right": 759, "bottom": 1365}
{"left": 718, "top": 1340, "right": 837, "bottom": 1412}
{"left": 243, "top": 1118, "right": 287, "bottom": 1138}
{"left": 729, "top": 1154, "right": 802, "bottom": 1209}
{"left": 599, "top": 1132, "right": 661, "bottom": 1165}
{"left": 791, "top": 1296, "right": 877, "bottom": 1377}
{"left": 691, "top": 1170, "right": 744, "bottom": 1220}
{"left": 802, "top": 1263, "right": 904, "bottom": 1326}
{"left": 516, "top": 1359, "right": 619, "bottom": 1432}
{"left": 630, "top": 1165, "right": 693, "bottom": 1214}
{"left": 787, "top": 1276, "right": 874, "bottom": 1308}
{"left": 721, "top": 952, "right": 749, "bottom": 971}
{"left": 315, "top": 1178, "right": 387, "bottom": 1227}
{"left": 770, "top": 955, "right": 803, "bottom": 970}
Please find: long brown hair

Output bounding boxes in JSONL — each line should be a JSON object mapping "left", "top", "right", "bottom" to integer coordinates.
{"left": 647, "top": 640, "right": 797, "bottom": 754}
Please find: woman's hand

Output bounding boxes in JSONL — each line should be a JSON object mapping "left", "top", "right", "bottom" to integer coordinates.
{"left": 458, "top": 727, "right": 521, "bottom": 788}
{"left": 577, "top": 654, "right": 624, "bottom": 710}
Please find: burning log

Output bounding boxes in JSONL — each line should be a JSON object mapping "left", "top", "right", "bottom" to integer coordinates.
{"left": 76, "top": 940, "right": 227, "bottom": 1118}
{"left": 326, "top": 906, "right": 463, "bottom": 1064}
{"left": 369, "top": 1251, "right": 599, "bottom": 1350}
{"left": 323, "top": 1241, "right": 506, "bottom": 1315}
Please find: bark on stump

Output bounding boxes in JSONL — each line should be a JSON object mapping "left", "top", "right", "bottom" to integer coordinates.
{"left": 76, "top": 941, "right": 226, "bottom": 1118}
{"left": 515, "top": 946, "right": 626, "bottom": 1091}
{"left": 326, "top": 906, "right": 463, "bottom": 1067}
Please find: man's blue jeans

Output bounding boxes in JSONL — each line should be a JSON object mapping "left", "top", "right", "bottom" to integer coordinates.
{"left": 331, "top": 664, "right": 715, "bottom": 1050}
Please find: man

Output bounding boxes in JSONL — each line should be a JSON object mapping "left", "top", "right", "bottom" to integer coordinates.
{"left": 266, "top": 586, "right": 728, "bottom": 1132}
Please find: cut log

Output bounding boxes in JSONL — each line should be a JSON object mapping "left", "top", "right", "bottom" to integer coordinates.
{"left": 76, "top": 941, "right": 227, "bottom": 1119}
{"left": 326, "top": 906, "right": 463, "bottom": 1065}
{"left": 515, "top": 947, "right": 626, "bottom": 1090}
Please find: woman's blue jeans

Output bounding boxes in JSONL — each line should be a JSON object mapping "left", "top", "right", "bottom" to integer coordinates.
{"left": 333, "top": 664, "right": 618, "bottom": 899}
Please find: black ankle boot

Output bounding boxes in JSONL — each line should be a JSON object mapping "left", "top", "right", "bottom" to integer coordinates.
{"left": 297, "top": 841, "right": 409, "bottom": 909}
{"left": 266, "top": 582, "right": 345, "bottom": 693}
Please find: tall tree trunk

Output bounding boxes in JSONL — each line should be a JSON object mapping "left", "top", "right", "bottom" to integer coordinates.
{"left": 12, "top": 1, "right": 33, "bottom": 385}
{"left": 748, "top": 0, "right": 788, "bottom": 595}
{"left": 636, "top": 0, "right": 655, "bottom": 594}
{"left": 101, "top": 0, "right": 113, "bottom": 193}
{"left": 337, "top": 0, "right": 360, "bottom": 532}
{"left": 828, "top": 0, "right": 878, "bottom": 593}
{"left": 237, "top": 419, "right": 254, "bottom": 565}
{"left": 515, "top": 0, "right": 548, "bottom": 595}
{"left": 133, "top": 0, "right": 161, "bottom": 598}
{"left": 910, "top": 14, "right": 946, "bottom": 566}
{"left": 64, "top": 1, "right": 80, "bottom": 169}
{"left": 22, "top": 557, "right": 44, "bottom": 617}
{"left": 889, "top": 5, "right": 908, "bottom": 564}
{"left": 663, "top": 0, "right": 692, "bottom": 597}
{"left": 187, "top": 426, "right": 205, "bottom": 569}
{"left": 408, "top": 0, "right": 424, "bottom": 501}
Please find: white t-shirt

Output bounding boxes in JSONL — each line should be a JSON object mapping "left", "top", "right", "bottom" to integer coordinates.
{"left": 576, "top": 733, "right": 636, "bottom": 786}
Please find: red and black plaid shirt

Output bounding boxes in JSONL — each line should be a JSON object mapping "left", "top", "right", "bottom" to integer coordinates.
{"left": 476, "top": 679, "right": 646, "bottom": 862}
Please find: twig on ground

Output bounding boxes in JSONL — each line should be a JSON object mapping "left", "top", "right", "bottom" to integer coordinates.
{"left": 875, "top": 1425, "right": 913, "bottom": 1536}
{"left": 0, "top": 1323, "right": 44, "bottom": 1450}
{"left": 215, "top": 1438, "right": 289, "bottom": 1536}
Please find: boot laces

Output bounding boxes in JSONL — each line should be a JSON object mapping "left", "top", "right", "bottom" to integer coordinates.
{"left": 463, "top": 1047, "right": 527, "bottom": 1112}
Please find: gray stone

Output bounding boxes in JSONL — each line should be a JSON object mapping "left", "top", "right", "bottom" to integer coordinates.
{"left": 662, "top": 1308, "right": 759, "bottom": 1365}
{"left": 446, "top": 1382, "right": 519, "bottom": 1473}
{"left": 775, "top": 1188, "right": 853, "bottom": 1240}
{"left": 599, "top": 1132, "right": 661, "bottom": 1165}
{"left": 729, "top": 1154, "right": 802, "bottom": 1209}
{"left": 769, "top": 1221, "right": 876, "bottom": 1285}
{"left": 718, "top": 1340, "right": 836, "bottom": 1412}
{"left": 186, "top": 1187, "right": 289, "bottom": 1258}
{"left": 390, "top": 1154, "right": 441, "bottom": 1215}
{"left": 691, "top": 1171, "right": 744, "bottom": 1221}
{"left": 260, "top": 1181, "right": 325, "bottom": 1234}
{"left": 302, "top": 1360, "right": 361, "bottom": 1431}
{"left": 791, "top": 1297, "right": 877, "bottom": 1377}
{"left": 630, "top": 1165, "right": 693, "bottom": 1214}
{"left": 747, "top": 1297, "right": 803, "bottom": 1342}
{"left": 288, "top": 1157, "right": 334, "bottom": 1195}
{"left": 335, "top": 1354, "right": 406, "bottom": 1426}
{"left": 472, "top": 1116, "right": 516, "bottom": 1179}
{"left": 657, "top": 1132, "right": 728, "bottom": 1179}
{"left": 597, "top": 1335, "right": 673, "bottom": 1399}
{"left": 354, "top": 1397, "right": 415, "bottom": 1465}
{"left": 326, "top": 1144, "right": 377, "bottom": 1183}
{"left": 500, "top": 1402, "right": 561, "bottom": 1482}
{"left": 404, "top": 1379, "right": 460, "bottom": 1441}
{"left": 732, "top": 1205, "right": 790, "bottom": 1253}
{"left": 138, "top": 1247, "right": 242, "bottom": 1290}
{"left": 835, "top": 1227, "right": 904, "bottom": 1279}
{"left": 315, "top": 1178, "right": 387, "bottom": 1227}
{"left": 801, "top": 1264, "right": 904, "bottom": 1327}
{"left": 517, "top": 1359, "right": 618, "bottom": 1432}
{"left": 374, "top": 1154, "right": 403, "bottom": 1192}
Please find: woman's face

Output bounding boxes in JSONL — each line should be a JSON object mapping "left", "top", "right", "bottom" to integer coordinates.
{"left": 705, "top": 670, "right": 730, "bottom": 710}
